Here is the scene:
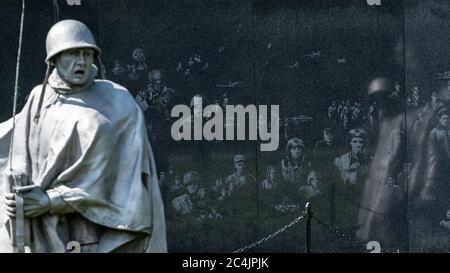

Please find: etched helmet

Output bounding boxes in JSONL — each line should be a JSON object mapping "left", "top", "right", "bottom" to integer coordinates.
{"left": 45, "top": 19, "right": 101, "bottom": 63}
{"left": 233, "top": 154, "right": 247, "bottom": 164}
{"left": 348, "top": 128, "right": 367, "bottom": 140}
{"left": 286, "top": 137, "right": 305, "bottom": 151}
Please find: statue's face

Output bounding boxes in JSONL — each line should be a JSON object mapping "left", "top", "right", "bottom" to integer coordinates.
{"left": 55, "top": 48, "right": 94, "bottom": 86}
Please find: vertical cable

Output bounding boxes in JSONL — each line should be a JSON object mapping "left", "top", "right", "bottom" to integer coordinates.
{"left": 251, "top": 0, "right": 260, "bottom": 221}
{"left": 9, "top": 0, "right": 26, "bottom": 174}
{"left": 402, "top": 0, "right": 410, "bottom": 253}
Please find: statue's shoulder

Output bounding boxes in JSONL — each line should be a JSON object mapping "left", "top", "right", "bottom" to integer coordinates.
{"left": 94, "top": 79, "right": 129, "bottom": 94}
{"left": 27, "top": 84, "right": 46, "bottom": 100}
{"left": 94, "top": 80, "right": 135, "bottom": 104}
{"left": 92, "top": 80, "right": 140, "bottom": 117}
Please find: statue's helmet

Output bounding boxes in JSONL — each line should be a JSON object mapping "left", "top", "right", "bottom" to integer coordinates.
{"left": 45, "top": 19, "right": 101, "bottom": 63}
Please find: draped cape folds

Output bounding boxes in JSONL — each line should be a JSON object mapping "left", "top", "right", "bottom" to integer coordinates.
{"left": 0, "top": 69, "right": 166, "bottom": 252}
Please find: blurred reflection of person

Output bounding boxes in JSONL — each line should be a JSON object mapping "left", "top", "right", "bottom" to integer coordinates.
{"left": 357, "top": 78, "right": 409, "bottom": 252}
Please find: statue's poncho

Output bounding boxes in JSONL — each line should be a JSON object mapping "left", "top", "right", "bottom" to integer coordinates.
{"left": 0, "top": 69, "right": 167, "bottom": 252}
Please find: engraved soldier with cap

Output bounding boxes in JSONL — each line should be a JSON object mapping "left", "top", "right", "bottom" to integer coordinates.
{"left": 332, "top": 128, "right": 371, "bottom": 243}
{"left": 223, "top": 154, "right": 257, "bottom": 219}
{"left": 281, "top": 138, "right": 316, "bottom": 186}
{"left": 279, "top": 138, "right": 318, "bottom": 204}
{"left": 225, "top": 154, "right": 256, "bottom": 192}
{"left": 0, "top": 19, "right": 166, "bottom": 252}
{"left": 334, "top": 128, "right": 370, "bottom": 186}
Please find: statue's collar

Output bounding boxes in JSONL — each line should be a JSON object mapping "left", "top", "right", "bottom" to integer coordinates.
{"left": 48, "top": 66, "right": 97, "bottom": 94}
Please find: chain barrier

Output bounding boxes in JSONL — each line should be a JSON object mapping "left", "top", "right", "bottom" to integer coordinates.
{"left": 231, "top": 202, "right": 397, "bottom": 253}
{"left": 311, "top": 214, "right": 367, "bottom": 248}
{"left": 311, "top": 214, "right": 399, "bottom": 253}
{"left": 232, "top": 213, "right": 307, "bottom": 253}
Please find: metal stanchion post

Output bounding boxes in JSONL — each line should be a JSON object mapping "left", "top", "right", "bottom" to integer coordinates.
{"left": 305, "top": 202, "right": 311, "bottom": 253}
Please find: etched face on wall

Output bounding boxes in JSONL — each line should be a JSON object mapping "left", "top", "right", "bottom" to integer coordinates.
{"left": 394, "top": 82, "right": 401, "bottom": 92}
{"left": 431, "top": 91, "right": 438, "bottom": 101}
{"left": 197, "top": 188, "right": 206, "bottom": 199}
{"left": 235, "top": 161, "right": 247, "bottom": 173}
{"left": 132, "top": 48, "right": 146, "bottom": 63}
{"left": 268, "top": 169, "right": 276, "bottom": 180}
{"left": 324, "top": 131, "right": 334, "bottom": 144}
{"left": 187, "top": 183, "right": 199, "bottom": 194}
{"left": 350, "top": 137, "right": 364, "bottom": 156}
{"left": 439, "top": 114, "right": 449, "bottom": 127}
{"left": 151, "top": 70, "right": 163, "bottom": 84}
{"left": 55, "top": 48, "right": 94, "bottom": 86}
{"left": 290, "top": 145, "right": 303, "bottom": 159}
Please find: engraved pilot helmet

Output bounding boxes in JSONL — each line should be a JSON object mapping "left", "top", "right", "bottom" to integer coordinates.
{"left": 348, "top": 128, "right": 367, "bottom": 140}
{"left": 286, "top": 138, "right": 305, "bottom": 152}
{"left": 45, "top": 19, "right": 101, "bottom": 63}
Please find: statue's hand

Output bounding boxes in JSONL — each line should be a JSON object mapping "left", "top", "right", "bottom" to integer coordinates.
{"left": 4, "top": 193, "right": 16, "bottom": 218}
{"left": 21, "top": 187, "right": 50, "bottom": 218}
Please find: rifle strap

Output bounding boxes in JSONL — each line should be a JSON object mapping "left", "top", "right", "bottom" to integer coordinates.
{"left": 15, "top": 192, "right": 25, "bottom": 253}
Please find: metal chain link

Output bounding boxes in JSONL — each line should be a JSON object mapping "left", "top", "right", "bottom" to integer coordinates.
{"left": 311, "top": 214, "right": 368, "bottom": 248}
{"left": 232, "top": 213, "right": 307, "bottom": 253}
{"left": 312, "top": 215, "right": 402, "bottom": 253}
{"left": 231, "top": 206, "right": 399, "bottom": 253}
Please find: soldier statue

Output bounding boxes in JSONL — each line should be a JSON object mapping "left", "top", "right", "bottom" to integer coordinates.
{"left": 0, "top": 20, "right": 166, "bottom": 253}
